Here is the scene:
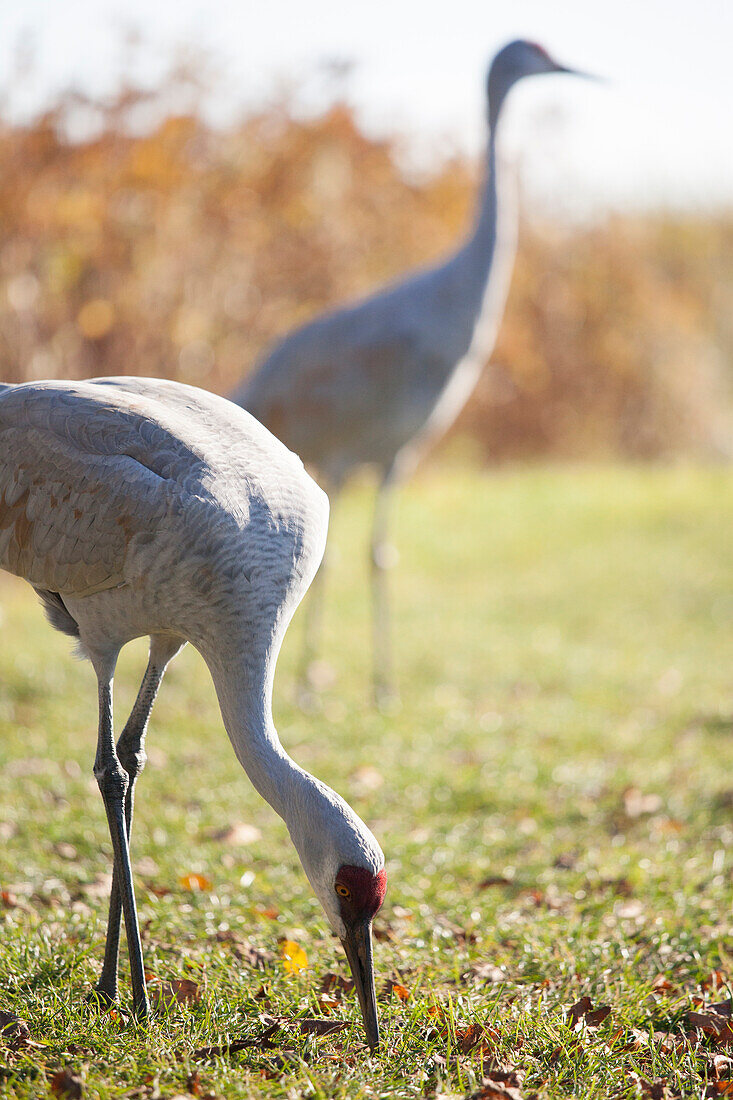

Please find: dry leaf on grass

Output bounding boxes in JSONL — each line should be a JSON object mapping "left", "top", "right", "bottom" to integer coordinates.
{"left": 372, "top": 920, "right": 397, "bottom": 942}
{"left": 191, "top": 1023, "right": 282, "bottom": 1059}
{"left": 279, "top": 939, "right": 308, "bottom": 974}
{"left": 650, "top": 975, "right": 680, "bottom": 997}
{"left": 50, "top": 1068, "right": 83, "bottom": 1098}
{"left": 623, "top": 788, "right": 664, "bottom": 818}
{"left": 688, "top": 1001, "right": 733, "bottom": 1046}
{"left": 455, "top": 1023, "right": 487, "bottom": 1054}
{"left": 710, "top": 1053, "right": 733, "bottom": 1077}
{"left": 702, "top": 972, "right": 731, "bottom": 994}
{"left": 381, "top": 978, "right": 410, "bottom": 1002}
{"left": 478, "top": 876, "right": 513, "bottom": 889}
{"left": 468, "top": 962, "right": 507, "bottom": 985}
{"left": 253, "top": 905, "right": 280, "bottom": 920}
{"left": 0, "top": 1011, "right": 30, "bottom": 1046}
{"left": 179, "top": 873, "right": 213, "bottom": 892}
{"left": 205, "top": 822, "right": 262, "bottom": 846}
{"left": 213, "top": 933, "right": 273, "bottom": 969}
{"left": 149, "top": 978, "right": 200, "bottom": 1009}
{"left": 627, "top": 1073, "right": 679, "bottom": 1099}
{"left": 320, "top": 972, "right": 355, "bottom": 997}
{"left": 298, "top": 1018, "right": 349, "bottom": 1036}
{"left": 566, "top": 995, "right": 611, "bottom": 1030}
{"left": 468, "top": 1065, "right": 525, "bottom": 1100}
{"left": 706, "top": 1084, "right": 733, "bottom": 1097}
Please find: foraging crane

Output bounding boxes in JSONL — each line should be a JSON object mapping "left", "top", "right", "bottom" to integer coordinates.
{"left": 235, "top": 40, "right": 588, "bottom": 706}
{"left": 0, "top": 376, "right": 385, "bottom": 1049}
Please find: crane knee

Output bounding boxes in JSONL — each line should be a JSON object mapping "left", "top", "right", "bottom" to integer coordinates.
{"left": 93, "top": 761, "right": 129, "bottom": 802}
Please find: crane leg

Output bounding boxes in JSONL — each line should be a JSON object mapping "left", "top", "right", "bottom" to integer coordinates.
{"left": 370, "top": 472, "right": 398, "bottom": 710}
{"left": 91, "top": 637, "right": 183, "bottom": 1014}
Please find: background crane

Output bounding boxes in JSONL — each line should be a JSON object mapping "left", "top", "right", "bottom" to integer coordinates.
{"left": 235, "top": 40, "right": 588, "bottom": 707}
{"left": 0, "top": 376, "right": 386, "bottom": 1049}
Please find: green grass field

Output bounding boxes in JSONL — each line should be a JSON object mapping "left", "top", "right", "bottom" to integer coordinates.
{"left": 1, "top": 465, "right": 732, "bottom": 1099}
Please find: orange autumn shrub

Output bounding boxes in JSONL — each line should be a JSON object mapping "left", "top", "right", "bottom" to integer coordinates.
{"left": 0, "top": 80, "right": 730, "bottom": 460}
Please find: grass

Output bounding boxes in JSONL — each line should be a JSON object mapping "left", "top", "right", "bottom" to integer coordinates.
{"left": 1, "top": 463, "right": 732, "bottom": 1099}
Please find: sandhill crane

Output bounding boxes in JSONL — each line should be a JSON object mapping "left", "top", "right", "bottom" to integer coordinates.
{"left": 235, "top": 40, "right": 589, "bottom": 706}
{"left": 0, "top": 376, "right": 385, "bottom": 1049}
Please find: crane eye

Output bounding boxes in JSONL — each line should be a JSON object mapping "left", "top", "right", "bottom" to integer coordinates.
{"left": 335, "top": 883, "right": 351, "bottom": 899}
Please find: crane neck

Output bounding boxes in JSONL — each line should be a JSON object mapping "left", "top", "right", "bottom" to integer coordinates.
{"left": 469, "top": 58, "right": 517, "bottom": 255}
{"left": 469, "top": 124, "right": 499, "bottom": 257}
{"left": 202, "top": 643, "right": 305, "bottom": 822}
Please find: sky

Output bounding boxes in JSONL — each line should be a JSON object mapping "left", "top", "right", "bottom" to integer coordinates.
{"left": 0, "top": 0, "right": 731, "bottom": 214}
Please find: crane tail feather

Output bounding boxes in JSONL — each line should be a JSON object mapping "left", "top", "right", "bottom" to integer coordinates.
{"left": 34, "top": 588, "right": 80, "bottom": 640}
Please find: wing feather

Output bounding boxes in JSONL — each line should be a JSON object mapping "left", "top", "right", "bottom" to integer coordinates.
{"left": 0, "top": 390, "right": 173, "bottom": 597}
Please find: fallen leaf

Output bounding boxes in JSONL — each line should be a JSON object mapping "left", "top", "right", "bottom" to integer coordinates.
{"left": 651, "top": 975, "right": 679, "bottom": 996}
{"left": 215, "top": 935, "right": 274, "bottom": 969}
{"left": 711, "top": 1053, "right": 733, "bottom": 1077}
{"left": 191, "top": 1023, "right": 283, "bottom": 1059}
{"left": 627, "top": 1074, "right": 677, "bottom": 1099}
{"left": 253, "top": 905, "right": 280, "bottom": 920}
{"left": 144, "top": 881, "right": 172, "bottom": 898}
{"left": 616, "top": 899, "right": 644, "bottom": 919}
{"left": 468, "top": 1065, "right": 525, "bottom": 1100}
{"left": 54, "top": 842, "right": 78, "bottom": 861}
{"left": 381, "top": 979, "right": 410, "bottom": 1002}
{"left": 469, "top": 963, "right": 507, "bottom": 985}
{"left": 298, "top": 1018, "right": 349, "bottom": 1036}
{"left": 703, "top": 972, "right": 731, "bottom": 993}
{"left": 179, "top": 873, "right": 213, "bottom": 892}
{"left": 206, "top": 822, "right": 262, "bottom": 846}
{"left": 150, "top": 978, "right": 200, "bottom": 1008}
{"left": 50, "top": 1068, "right": 83, "bottom": 1098}
{"left": 688, "top": 1008, "right": 733, "bottom": 1045}
{"left": 0, "top": 1010, "right": 31, "bottom": 1047}
{"left": 319, "top": 972, "right": 354, "bottom": 997}
{"left": 566, "top": 995, "right": 611, "bottom": 1030}
{"left": 623, "top": 788, "right": 664, "bottom": 817}
{"left": 586, "top": 1005, "right": 612, "bottom": 1027}
{"left": 455, "top": 1023, "right": 486, "bottom": 1053}
{"left": 478, "top": 876, "right": 513, "bottom": 889}
{"left": 601, "top": 876, "right": 634, "bottom": 897}
{"left": 279, "top": 939, "right": 308, "bottom": 974}
{"left": 706, "top": 1084, "right": 733, "bottom": 1097}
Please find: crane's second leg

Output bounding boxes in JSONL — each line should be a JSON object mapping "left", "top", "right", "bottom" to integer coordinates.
{"left": 370, "top": 471, "right": 398, "bottom": 710}
{"left": 92, "top": 638, "right": 183, "bottom": 1006}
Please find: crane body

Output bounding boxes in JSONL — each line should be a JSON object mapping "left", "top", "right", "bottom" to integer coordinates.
{"left": 235, "top": 41, "right": 586, "bottom": 704}
{"left": 0, "top": 376, "right": 385, "bottom": 1047}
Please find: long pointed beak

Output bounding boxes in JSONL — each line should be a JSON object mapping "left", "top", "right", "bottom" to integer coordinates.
{"left": 555, "top": 64, "right": 604, "bottom": 82}
{"left": 340, "top": 920, "right": 380, "bottom": 1051}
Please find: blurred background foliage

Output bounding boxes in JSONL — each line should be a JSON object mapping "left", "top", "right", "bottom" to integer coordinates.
{"left": 0, "top": 69, "right": 731, "bottom": 461}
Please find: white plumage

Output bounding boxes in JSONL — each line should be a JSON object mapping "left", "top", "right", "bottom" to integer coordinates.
{"left": 0, "top": 376, "right": 384, "bottom": 1048}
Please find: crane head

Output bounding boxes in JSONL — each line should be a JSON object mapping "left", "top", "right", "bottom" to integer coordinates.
{"left": 285, "top": 780, "right": 386, "bottom": 1050}
{"left": 334, "top": 864, "right": 387, "bottom": 1052}
{"left": 487, "top": 40, "right": 594, "bottom": 116}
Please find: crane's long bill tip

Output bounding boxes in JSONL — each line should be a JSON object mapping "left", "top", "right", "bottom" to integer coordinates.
{"left": 341, "top": 922, "right": 380, "bottom": 1051}
{"left": 558, "top": 64, "right": 606, "bottom": 82}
